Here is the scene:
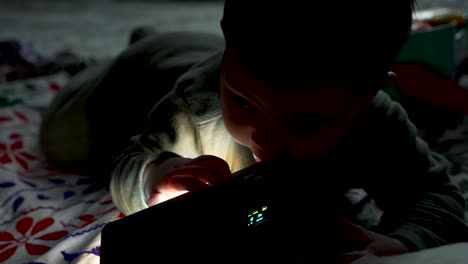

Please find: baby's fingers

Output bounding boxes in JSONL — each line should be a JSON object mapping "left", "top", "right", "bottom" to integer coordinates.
{"left": 166, "top": 174, "right": 208, "bottom": 192}
{"left": 188, "top": 155, "right": 231, "bottom": 182}
{"left": 163, "top": 165, "right": 225, "bottom": 186}
{"left": 148, "top": 174, "right": 206, "bottom": 206}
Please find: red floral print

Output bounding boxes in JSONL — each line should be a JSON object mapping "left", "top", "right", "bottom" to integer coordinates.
{"left": 0, "top": 133, "right": 37, "bottom": 171}
{"left": 77, "top": 215, "right": 96, "bottom": 228}
{"left": 48, "top": 82, "right": 61, "bottom": 92}
{"left": 0, "top": 217, "right": 68, "bottom": 262}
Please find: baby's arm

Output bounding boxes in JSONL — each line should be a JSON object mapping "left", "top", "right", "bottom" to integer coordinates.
{"left": 363, "top": 98, "right": 468, "bottom": 250}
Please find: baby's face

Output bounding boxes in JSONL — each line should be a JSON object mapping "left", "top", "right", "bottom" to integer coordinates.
{"left": 220, "top": 47, "right": 375, "bottom": 163}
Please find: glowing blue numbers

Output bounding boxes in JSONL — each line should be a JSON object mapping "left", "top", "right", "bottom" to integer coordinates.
{"left": 247, "top": 205, "right": 268, "bottom": 227}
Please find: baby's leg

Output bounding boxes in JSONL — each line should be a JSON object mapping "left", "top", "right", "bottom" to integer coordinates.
{"left": 40, "top": 30, "right": 225, "bottom": 182}
{"left": 40, "top": 61, "right": 112, "bottom": 174}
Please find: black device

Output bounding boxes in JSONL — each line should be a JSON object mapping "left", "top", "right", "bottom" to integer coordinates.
{"left": 100, "top": 161, "right": 347, "bottom": 263}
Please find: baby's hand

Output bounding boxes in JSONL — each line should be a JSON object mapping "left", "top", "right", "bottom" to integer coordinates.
{"left": 321, "top": 214, "right": 409, "bottom": 264}
{"left": 146, "top": 155, "right": 231, "bottom": 206}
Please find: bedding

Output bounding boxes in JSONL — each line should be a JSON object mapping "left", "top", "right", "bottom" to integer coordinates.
{"left": 0, "top": 72, "right": 123, "bottom": 264}
{"left": 0, "top": 68, "right": 467, "bottom": 264}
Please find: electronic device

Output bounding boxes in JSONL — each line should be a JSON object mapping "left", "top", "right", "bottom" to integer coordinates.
{"left": 100, "top": 161, "right": 346, "bottom": 263}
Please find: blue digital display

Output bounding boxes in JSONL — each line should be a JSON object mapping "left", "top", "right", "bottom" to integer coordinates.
{"left": 247, "top": 205, "right": 268, "bottom": 227}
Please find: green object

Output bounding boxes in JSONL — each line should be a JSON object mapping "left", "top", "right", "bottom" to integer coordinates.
{"left": 0, "top": 97, "right": 22, "bottom": 108}
{"left": 455, "top": 23, "right": 468, "bottom": 65}
{"left": 395, "top": 23, "right": 458, "bottom": 77}
{"left": 382, "top": 83, "right": 404, "bottom": 102}
{"left": 25, "top": 83, "right": 36, "bottom": 91}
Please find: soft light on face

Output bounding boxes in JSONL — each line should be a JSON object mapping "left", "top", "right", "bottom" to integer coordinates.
{"left": 220, "top": 45, "right": 374, "bottom": 163}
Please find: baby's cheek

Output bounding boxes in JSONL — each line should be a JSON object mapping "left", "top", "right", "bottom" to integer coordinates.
{"left": 223, "top": 114, "right": 252, "bottom": 147}
{"left": 227, "top": 123, "right": 251, "bottom": 147}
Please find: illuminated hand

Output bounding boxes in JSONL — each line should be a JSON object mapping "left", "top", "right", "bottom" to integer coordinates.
{"left": 146, "top": 155, "right": 232, "bottom": 206}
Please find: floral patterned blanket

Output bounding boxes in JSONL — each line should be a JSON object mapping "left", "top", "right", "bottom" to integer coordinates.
{"left": 0, "top": 72, "right": 122, "bottom": 264}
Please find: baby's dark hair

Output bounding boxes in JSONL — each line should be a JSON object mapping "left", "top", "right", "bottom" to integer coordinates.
{"left": 222, "top": 0, "right": 416, "bottom": 93}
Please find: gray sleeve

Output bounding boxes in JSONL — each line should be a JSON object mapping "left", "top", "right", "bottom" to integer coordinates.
{"left": 362, "top": 94, "right": 468, "bottom": 250}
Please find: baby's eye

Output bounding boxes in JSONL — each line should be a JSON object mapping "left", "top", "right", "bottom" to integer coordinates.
{"left": 233, "top": 94, "right": 256, "bottom": 112}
